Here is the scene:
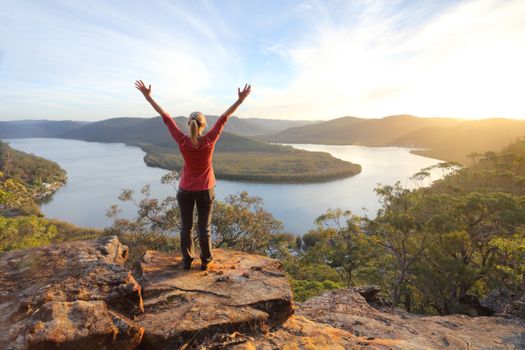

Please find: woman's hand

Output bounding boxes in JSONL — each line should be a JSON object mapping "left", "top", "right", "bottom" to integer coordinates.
{"left": 135, "top": 80, "right": 171, "bottom": 119}
{"left": 237, "top": 84, "right": 251, "bottom": 102}
{"left": 219, "top": 84, "right": 252, "bottom": 120}
{"left": 135, "top": 80, "right": 152, "bottom": 99}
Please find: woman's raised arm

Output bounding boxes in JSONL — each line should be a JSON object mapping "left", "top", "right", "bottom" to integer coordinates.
{"left": 135, "top": 80, "right": 184, "bottom": 144}
{"left": 135, "top": 80, "right": 170, "bottom": 118}
{"left": 207, "top": 84, "right": 251, "bottom": 142}
{"left": 221, "top": 84, "right": 251, "bottom": 119}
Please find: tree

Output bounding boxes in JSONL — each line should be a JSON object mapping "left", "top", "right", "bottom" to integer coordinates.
{"left": 0, "top": 171, "right": 57, "bottom": 253}
{"left": 368, "top": 182, "right": 433, "bottom": 307}
{"left": 412, "top": 230, "right": 479, "bottom": 314}
{"left": 312, "top": 209, "right": 370, "bottom": 287}
{"left": 105, "top": 171, "right": 182, "bottom": 264}
{"left": 0, "top": 215, "right": 57, "bottom": 253}
{"left": 106, "top": 174, "right": 284, "bottom": 261}
{"left": 0, "top": 171, "right": 40, "bottom": 216}
{"left": 294, "top": 209, "right": 380, "bottom": 288}
{"left": 212, "top": 191, "right": 283, "bottom": 254}
{"left": 488, "top": 231, "right": 525, "bottom": 291}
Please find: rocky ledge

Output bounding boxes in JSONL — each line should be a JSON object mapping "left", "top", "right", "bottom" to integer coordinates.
{"left": 0, "top": 236, "right": 143, "bottom": 349}
{"left": 135, "top": 249, "right": 293, "bottom": 348}
{"left": 0, "top": 236, "right": 523, "bottom": 349}
{"left": 297, "top": 289, "right": 525, "bottom": 350}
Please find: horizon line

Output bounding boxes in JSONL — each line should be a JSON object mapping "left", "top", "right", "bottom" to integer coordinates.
{"left": 2, "top": 114, "right": 525, "bottom": 123}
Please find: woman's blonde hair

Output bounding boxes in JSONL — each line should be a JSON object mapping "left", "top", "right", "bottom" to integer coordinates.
{"left": 188, "top": 111, "right": 207, "bottom": 147}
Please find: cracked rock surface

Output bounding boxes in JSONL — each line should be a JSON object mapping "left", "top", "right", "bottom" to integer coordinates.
{"left": 135, "top": 249, "right": 294, "bottom": 349}
{"left": 297, "top": 289, "right": 525, "bottom": 350}
{"left": 0, "top": 236, "right": 144, "bottom": 350}
{"left": 2, "top": 236, "right": 524, "bottom": 350}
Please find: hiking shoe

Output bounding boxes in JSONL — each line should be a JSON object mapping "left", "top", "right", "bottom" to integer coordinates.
{"left": 200, "top": 256, "right": 213, "bottom": 271}
{"left": 182, "top": 260, "right": 192, "bottom": 270}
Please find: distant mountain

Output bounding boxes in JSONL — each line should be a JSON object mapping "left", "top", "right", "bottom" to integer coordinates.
{"left": 391, "top": 118, "right": 525, "bottom": 149}
{"left": 6, "top": 115, "right": 523, "bottom": 164}
{"left": 56, "top": 116, "right": 278, "bottom": 152}
{"left": 392, "top": 118, "right": 525, "bottom": 163}
{"left": 260, "top": 115, "right": 525, "bottom": 163}
{"left": 261, "top": 115, "right": 464, "bottom": 146}
{"left": 0, "top": 117, "right": 288, "bottom": 151}
{"left": 58, "top": 117, "right": 171, "bottom": 145}
{"left": 0, "top": 120, "right": 88, "bottom": 138}
{"left": 0, "top": 116, "right": 316, "bottom": 139}
{"left": 191, "top": 116, "right": 319, "bottom": 135}
{"left": 206, "top": 116, "right": 274, "bottom": 135}
{"left": 239, "top": 117, "right": 321, "bottom": 134}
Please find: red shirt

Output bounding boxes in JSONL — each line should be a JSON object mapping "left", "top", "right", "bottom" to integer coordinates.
{"left": 161, "top": 114, "right": 227, "bottom": 191}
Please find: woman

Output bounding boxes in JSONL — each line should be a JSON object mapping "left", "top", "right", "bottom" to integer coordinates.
{"left": 135, "top": 80, "right": 251, "bottom": 270}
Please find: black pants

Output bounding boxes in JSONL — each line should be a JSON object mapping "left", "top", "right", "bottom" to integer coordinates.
{"left": 176, "top": 187, "right": 214, "bottom": 264}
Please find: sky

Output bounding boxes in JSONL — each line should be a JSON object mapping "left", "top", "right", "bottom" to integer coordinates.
{"left": 1, "top": 0, "right": 524, "bottom": 121}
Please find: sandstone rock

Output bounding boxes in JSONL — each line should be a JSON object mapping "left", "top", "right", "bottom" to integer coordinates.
{"left": 2, "top": 237, "right": 524, "bottom": 350}
{"left": 13, "top": 300, "right": 143, "bottom": 350}
{"left": 135, "top": 249, "right": 294, "bottom": 349}
{"left": 298, "top": 288, "right": 525, "bottom": 350}
{"left": 0, "top": 236, "right": 144, "bottom": 349}
{"left": 195, "top": 315, "right": 404, "bottom": 349}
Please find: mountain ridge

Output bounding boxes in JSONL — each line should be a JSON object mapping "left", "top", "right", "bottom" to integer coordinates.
{"left": 259, "top": 115, "right": 525, "bottom": 163}
{"left": 5, "top": 115, "right": 525, "bottom": 164}
{"left": 260, "top": 114, "right": 465, "bottom": 145}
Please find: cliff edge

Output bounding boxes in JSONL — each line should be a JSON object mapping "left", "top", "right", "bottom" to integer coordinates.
{"left": 0, "top": 237, "right": 523, "bottom": 349}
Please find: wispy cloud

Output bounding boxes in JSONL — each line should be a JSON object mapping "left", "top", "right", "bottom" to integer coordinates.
{"left": 1, "top": 0, "right": 524, "bottom": 121}
{"left": 246, "top": 0, "right": 525, "bottom": 119}
{"left": 0, "top": 0, "right": 236, "bottom": 119}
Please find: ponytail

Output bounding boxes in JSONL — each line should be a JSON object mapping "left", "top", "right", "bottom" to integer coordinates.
{"left": 188, "top": 111, "right": 206, "bottom": 147}
{"left": 190, "top": 119, "right": 199, "bottom": 147}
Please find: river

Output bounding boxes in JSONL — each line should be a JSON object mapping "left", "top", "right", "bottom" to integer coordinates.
{"left": 4, "top": 138, "right": 443, "bottom": 233}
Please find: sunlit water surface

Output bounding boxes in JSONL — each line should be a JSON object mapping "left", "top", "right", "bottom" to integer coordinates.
{"left": 5, "top": 138, "right": 443, "bottom": 234}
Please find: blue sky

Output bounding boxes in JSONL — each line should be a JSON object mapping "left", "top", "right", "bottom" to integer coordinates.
{"left": 1, "top": 0, "right": 524, "bottom": 121}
